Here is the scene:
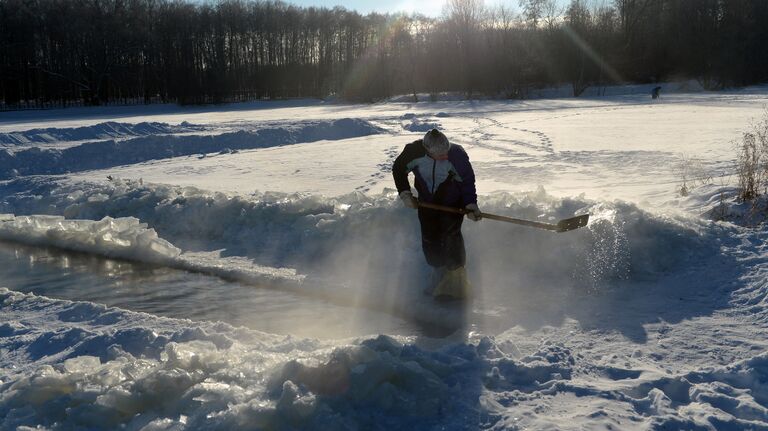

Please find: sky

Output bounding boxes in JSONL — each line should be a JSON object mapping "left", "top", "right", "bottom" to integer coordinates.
{"left": 285, "top": 0, "right": 515, "bottom": 17}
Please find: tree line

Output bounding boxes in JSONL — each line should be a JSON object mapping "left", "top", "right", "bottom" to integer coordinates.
{"left": 1, "top": 0, "right": 767, "bottom": 108}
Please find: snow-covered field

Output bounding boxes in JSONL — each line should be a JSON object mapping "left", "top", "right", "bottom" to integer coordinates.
{"left": 2, "top": 86, "right": 768, "bottom": 429}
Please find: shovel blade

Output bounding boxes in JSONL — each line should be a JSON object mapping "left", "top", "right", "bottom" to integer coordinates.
{"left": 556, "top": 214, "right": 590, "bottom": 232}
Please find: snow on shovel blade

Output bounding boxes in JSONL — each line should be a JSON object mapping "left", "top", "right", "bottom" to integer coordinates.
{"left": 556, "top": 214, "right": 590, "bottom": 232}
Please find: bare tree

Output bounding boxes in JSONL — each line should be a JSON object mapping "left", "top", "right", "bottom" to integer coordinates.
{"left": 519, "top": 0, "right": 544, "bottom": 28}
{"left": 443, "top": 0, "right": 487, "bottom": 96}
{"left": 541, "top": 0, "right": 562, "bottom": 30}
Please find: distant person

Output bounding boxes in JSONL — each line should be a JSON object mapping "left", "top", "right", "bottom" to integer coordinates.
{"left": 392, "top": 128, "right": 481, "bottom": 300}
{"left": 652, "top": 86, "right": 662, "bottom": 99}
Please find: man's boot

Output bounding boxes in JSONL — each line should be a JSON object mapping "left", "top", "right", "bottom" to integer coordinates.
{"left": 433, "top": 266, "right": 470, "bottom": 301}
{"left": 424, "top": 266, "right": 446, "bottom": 296}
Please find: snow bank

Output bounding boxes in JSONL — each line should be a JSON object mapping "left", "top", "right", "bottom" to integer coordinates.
{"left": 3, "top": 287, "right": 767, "bottom": 430}
{"left": 0, "top": 288, "right": 556, "bottom": 430}
{"left": 0, "top": 212, "right": 307, "bottom": 295}
{"left": 687, "top": 183, "right": 768, "bottom": 229}
{"left": 0, "top": 121, "right": 206, "bottom": 147}
{"left": 0, "top": 178, "right": 710, "bottom": 283}
{"left": 0, "top": 214, "right": 180, "bottom": 263}
{"left": 0, "top": 118, "right": 384, "bottom": 179}
{"left": 402, "top": 117, "right": 442, "bottom": 132}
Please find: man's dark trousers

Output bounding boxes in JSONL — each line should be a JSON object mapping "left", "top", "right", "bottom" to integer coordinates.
{"left": 417, "top": 206, "right": 466, "bottom": 270}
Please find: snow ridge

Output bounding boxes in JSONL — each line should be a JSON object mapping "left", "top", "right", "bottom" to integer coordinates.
{"left": 0, "top": 178, "right": 707, "bottom": 285}
{"left": 0, "top": 118, "right": 384, "bottom": 179}
{"left": 0, "top": 214, "right": 180, "bottom": 264}
{"left": 0, "top": 121, "right": 206, "bottom": 147}
{"left": 0, "top": 288, "right": 539, "bottom": 430}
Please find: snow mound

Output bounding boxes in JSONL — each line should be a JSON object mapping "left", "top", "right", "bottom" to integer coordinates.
{"left": 0, "top": 214, "right": 180, "bottom": 263}
{"left": 690, "top": 184, "right": 768, "bottom": 228}
{"left": 0, "top": 118, "right": 384, "bottom": 179}
{"left": 403, "top": 118, "right": 441, "bottom": 132}
{"left": 0, "top": 288, "right": 559, "bottom": 430}
{"left": 0, "top": 121, "right": 205, "bottom": 146}
{"left": 0, "top": 211, "right": 305, "bottom": 291}
{"left": 3, "top": 287, "right": 767, "bottom": 430}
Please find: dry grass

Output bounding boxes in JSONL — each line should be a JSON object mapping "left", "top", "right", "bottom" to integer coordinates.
{"left": 676, "top": 153, "right": 713, "bottom": 197}
{"left": 736, "top": 110, "right": 768, "bottom": 202}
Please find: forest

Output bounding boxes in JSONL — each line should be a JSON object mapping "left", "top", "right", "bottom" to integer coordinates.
{"left": 1, "top": 0, "right": 767, "bottom": 107}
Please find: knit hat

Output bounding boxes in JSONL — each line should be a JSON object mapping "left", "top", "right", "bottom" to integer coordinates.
{"left": 423, "top": 129, "right": 450, "bottom": 157}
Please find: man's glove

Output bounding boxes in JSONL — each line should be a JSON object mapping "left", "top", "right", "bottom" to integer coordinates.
{"left": 465, "top": 203, "right": 482, "bottom": 221}
{"left": 399, "top": 191, "right": 418, "bottom": 209}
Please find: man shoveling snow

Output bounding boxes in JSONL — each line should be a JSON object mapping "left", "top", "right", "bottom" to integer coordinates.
{"left": 392, "top": 128, "right": 481, "bottom": 300}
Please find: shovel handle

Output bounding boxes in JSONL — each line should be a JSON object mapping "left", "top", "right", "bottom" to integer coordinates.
{"left": 417, "top": 201, "right": 589, "bottom": 232}
{"left": 417, "top": 201, "right": 469, "bottom": 215}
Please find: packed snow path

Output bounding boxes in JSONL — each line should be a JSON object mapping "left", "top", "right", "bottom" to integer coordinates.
{"left": 2, "top": 86, "right": 768, "bottom": 429}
